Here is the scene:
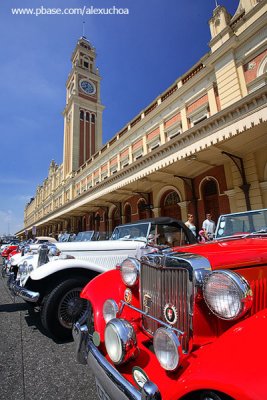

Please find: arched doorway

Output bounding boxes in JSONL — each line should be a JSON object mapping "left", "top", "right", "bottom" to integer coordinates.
{"left": 77, "top": 217, "right": 82, "bottom": 233}
{"left": 202, "top": 178, "right": 219, "bottom": 223}
{"left": 82, "top": 216, "right": 87, "bottom": 231}
{"left": 138, "top": 199, "right": 149, "bottom": 220}
{"left": 95, "top": 213, "right": 101, "bottom": 231}
{"left": 111, "top": 207, "right": 121, "bottom": 232}
{"left": 124, "top": 204, "right": 132, "bottom": 223}
{"left": 160, "top": 191, "right": 181, "bottom": 219}
{"left": 88, "top": 214, "right": 94, "bottom": 230}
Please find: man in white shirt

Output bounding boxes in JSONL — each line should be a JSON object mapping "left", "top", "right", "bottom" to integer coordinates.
{"left": 202, "top": 213, "right": 216, "bottom": 240}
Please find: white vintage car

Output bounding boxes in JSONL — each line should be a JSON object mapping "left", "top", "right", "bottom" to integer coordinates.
{"left": 7, "top": 218, "right": 196, "bottom": 340}
{"left": 6, "top": 231, "right": 96, "bottom": 270}
{"left": 214, "top": 208, "right": 267, "bottom": 240}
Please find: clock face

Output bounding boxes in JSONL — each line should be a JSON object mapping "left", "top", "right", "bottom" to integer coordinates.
{"left": 79, "top": 79, "right": 96, "bottom": 95}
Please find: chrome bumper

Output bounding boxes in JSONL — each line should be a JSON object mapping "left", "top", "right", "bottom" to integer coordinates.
{"left": 7, "top": 273, "right": 40, "bottom": 303}
{"left": 73, "top": 322, "right": 161, "bottom": 400}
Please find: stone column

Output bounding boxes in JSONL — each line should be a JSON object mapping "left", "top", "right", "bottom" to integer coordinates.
{"left": 177, "top": 201, "right": 190, "bottom": 222}
{"left": 180, "top": 106, "right": 188, "bottom": 132}
{"left": 259, "top": 182, "right": 267, "bottom": 208}
{"left": 152, "top": 207, "right": 160, "bottom": 218}
{"left": 224, "top": 189, "right": 237, "bottom": 212}
{"left": 207, "top": 84, "right": 218, "bottom": 116}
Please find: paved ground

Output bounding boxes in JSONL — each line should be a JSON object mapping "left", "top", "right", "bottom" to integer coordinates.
{"left": 0, "top": 265, "right": 98, "bottom": 400}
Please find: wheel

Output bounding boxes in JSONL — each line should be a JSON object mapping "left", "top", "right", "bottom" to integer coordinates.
{"left": 200, "top": 391, "right": 228, "bottom": 400}
{"left": 40, "top": 277, "right": 90, "bottom": 341}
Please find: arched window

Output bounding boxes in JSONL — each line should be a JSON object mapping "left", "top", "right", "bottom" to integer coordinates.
{"left": 203, "top": 179, "right": 217, "bottom": 196}
{"left": 160, "top": 191, "right": 181, "bottom": 219}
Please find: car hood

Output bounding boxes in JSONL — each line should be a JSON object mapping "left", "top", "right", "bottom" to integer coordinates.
{"left": 56, "top": 239, "right": 147, "bottom": 252}
{"left": 173, "top": 237, "right": 267, "bottom": 270}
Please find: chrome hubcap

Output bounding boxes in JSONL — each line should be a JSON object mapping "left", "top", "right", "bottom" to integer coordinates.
{"left": 58, "top": 287, "right": 90, "bottom": 329}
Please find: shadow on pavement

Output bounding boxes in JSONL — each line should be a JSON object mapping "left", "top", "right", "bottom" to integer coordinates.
{"left": 0, "top": 302, "right": 29, "bottom": 312}
{"left": 24, "top": 306, "right": 74, "bottom": 344}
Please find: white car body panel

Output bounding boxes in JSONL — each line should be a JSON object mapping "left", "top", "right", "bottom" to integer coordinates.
{"left": 10, "top": 252, "right": 24, "bottom": 266}
{"left": 55, "top": 239, "right": 146, "bottom": 260}
{"left": 30, "top": 259, "right": 113, "bottom": 280}
{"left": 17, "top": 240, "right": 145, "bottom": 284}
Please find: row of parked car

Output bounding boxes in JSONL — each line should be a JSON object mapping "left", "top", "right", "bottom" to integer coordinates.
{"left": 2, "top": 209, "right": 267, "bottom": 400}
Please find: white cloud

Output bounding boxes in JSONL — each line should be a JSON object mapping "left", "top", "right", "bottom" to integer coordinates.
{"left": 0, "top": 210, "right": 23, "bottom": 235}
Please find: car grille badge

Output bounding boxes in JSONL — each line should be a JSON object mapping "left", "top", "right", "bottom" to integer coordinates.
{"left": 163, "top": 303, "right": 178, "bottom": 324}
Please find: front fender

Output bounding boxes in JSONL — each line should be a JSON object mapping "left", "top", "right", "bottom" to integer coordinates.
{"left": 178, "top": 309, "right": 267, "bottom": 399}
{"left": 29, "top": 259, "right": 109, "bottom": 281}
{"left": 80, "top": 269, "right": 134, "bottom": 341}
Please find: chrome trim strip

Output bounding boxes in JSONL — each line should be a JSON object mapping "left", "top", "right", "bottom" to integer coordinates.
{"left": 7, "top": 273, "right": 40, "bottom": 303}
{"left": 119, "top": 301, "right": 184, "bottom": 335}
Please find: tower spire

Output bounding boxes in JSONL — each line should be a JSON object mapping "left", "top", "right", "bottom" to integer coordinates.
{"left": 82, "top": 21, "right": 86, "bottom": 38}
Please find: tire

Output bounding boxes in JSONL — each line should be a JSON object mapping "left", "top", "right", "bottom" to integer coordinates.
{"left": 200, "top": 391, "right": 229, "bottom": 400}
{"left": 41, "top": 277, "right": 90, "bottom": 341}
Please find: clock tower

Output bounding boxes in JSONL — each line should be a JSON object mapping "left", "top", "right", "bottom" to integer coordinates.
{"left": 63, "top": 37, "right": 105, "bottom": 178}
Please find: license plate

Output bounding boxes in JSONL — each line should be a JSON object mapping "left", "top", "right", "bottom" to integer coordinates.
{"left": 95, "top": 379, "right": 111, "bottom": 400}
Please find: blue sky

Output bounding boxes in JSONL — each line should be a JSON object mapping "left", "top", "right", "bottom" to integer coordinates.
{"left": 0, "top": 0, "right": 239, "bottom": 235}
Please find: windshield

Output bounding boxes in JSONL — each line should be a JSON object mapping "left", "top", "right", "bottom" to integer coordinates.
{"left": 58, "top": 233, "right": 71, "bottom": 242}
{"left": 110, "top": 223, "right": 150, "bottom": 241}
{"left": 150, "top": 224, "right": 190, "bottom": 246}
{"left": 215, "top": 209, "right": 267, "bottom": 239}
{"left": 74, "top": 231, "right": 95, "bottom": 241}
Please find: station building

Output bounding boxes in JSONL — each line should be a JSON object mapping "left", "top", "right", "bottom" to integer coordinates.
{"left": 19, "top": 0, "right": 267, "bottom": 238}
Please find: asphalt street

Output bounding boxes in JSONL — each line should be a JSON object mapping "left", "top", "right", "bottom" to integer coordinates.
{"left": 0, "top": 265, "right": 98, "bottom": 400}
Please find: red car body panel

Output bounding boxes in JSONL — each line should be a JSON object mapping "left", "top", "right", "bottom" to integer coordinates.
{"left": 173, "top": 238, "right": 267, "bottom": 270}
{"left": 7, "top": 248, "right": 21, "bottom": 259}
{"left": 80, "top": 237, "right": 267, "bottom": 399}
{"left": 1, "top": 245, "right": 18, "bottom": 258}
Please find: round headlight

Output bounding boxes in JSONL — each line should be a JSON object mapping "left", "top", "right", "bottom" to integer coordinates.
{"left": 120, "top": 257, "right": 140, "bottom": 287}
{"left": 18, "top": 261, "right": 34, "bottom": 276}
{"left": 203, "top": 270, "right": 252, "bottom": 320}
{"left": 104, "top": 318, "right": 137, "bottom": 365}
{"left": 18, "top": 261, "right": 28, "bottom": 275}
{"left": 103, "top": 299, "right": 118, "bottom": 323}
{"left": 27, "top": 264, "right": 34, "bottom": 274}
{"left": 153, "top": 328, "right": 180, "bottom": 371}
{"left": 49, "top": 245, "right": 60, "bottom": 257}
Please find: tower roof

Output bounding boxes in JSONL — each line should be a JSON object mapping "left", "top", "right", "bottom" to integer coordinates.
{"left": 77, "top": 36, "right": 94, "bottom": 51}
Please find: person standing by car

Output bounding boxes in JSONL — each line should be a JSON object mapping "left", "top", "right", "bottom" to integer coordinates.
{"left": 202, "top": 213, "right": 216, "bottom": 240}
{"left": 185, "top": 214, "right": 197, "bottom": 237}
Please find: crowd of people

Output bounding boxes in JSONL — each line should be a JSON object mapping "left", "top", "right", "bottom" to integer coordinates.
{"left": 185, "top": 212, "right": 216, "bottom": 243}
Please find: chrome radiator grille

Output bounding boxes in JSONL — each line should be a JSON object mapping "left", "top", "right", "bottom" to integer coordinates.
{"left": 140, "top": 255, "right": 193, "bottom": 353}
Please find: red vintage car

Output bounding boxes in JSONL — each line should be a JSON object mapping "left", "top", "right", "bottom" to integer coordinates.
{"left": 73, "top": 234, "right": 267, "bottom": 400}
{"left": 1, "top": 243, "right": 19, "bottom": 261}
